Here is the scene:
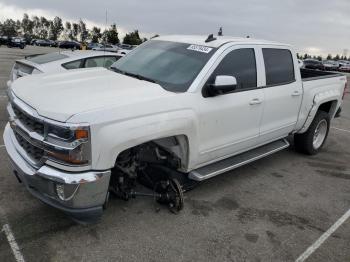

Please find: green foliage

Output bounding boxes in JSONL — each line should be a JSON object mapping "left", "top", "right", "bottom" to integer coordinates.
{"left": 303, "top": 53, "right": 311, "bottom": 60}
{"left": 78, "top": 19, "right": 88, "bottom": 42}
{"left": 51, "top": 16, "right": 63, "bottom": 41}
{"left": 103, "top": 24, "right": 119, "bottom": 44}
{"left": 72, "top": 23, "right": 79, "bottom": 40}
{"left": 90, "top": 26, "right": 102, "bottom": 43}
{"left": 1, "top": 19, "right": 18, "bottom": 37}
{"left": 326, "top": 54, "right": 332, "bottom": 60}
{"left": 123, "top": 30, "right": 142, "bottom": 45}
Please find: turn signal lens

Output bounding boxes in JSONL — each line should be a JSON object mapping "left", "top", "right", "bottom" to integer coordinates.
{"left": 47, "top": 150, "right": 88, "bottom": 165}
{"left": 75, "top": 129, "right": 88, "bottom": 140}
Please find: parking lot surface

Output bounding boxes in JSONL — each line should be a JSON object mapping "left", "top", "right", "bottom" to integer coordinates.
{"left": 0, "top": 46, "right": 350, "bottom": 262}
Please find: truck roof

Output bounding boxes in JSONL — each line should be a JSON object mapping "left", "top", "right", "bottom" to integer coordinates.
{"left": 156, "top": 35, "right": 290, "bottom": 48}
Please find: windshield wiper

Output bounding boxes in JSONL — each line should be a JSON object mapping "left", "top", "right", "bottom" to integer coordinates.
{"left": 111, "top": 67, "right": 156, "bottom": 83}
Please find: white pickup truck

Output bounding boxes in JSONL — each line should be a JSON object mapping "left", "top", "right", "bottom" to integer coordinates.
{"left": 4, "top": 35, "right": 347, "bottom": 222}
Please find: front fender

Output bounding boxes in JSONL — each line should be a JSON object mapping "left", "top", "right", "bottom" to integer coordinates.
{"left": 91, "top": 109, "right": 199, "bottom": 171}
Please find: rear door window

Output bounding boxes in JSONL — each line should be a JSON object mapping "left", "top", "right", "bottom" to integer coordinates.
{"left": 62, "top": 60, "right": 83, "bottom": 69}
{"left": 263, "top": 48, "right": 295, "bottom": 86}
{"left": 84, "top": 56, "right": 118, "bottom": 68}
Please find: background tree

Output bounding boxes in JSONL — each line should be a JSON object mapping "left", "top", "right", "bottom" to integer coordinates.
{"left": 78, "top": 19, "right": 88, "bottom": 42}
{"left": 303, "top": 53, "right": 310, "bottom": 60}
{"left": 38, "top": 16, "right": 50, "bottom": 39}
{"left": 334, "top": 54, "right": 340, "bottom": 60}
{"left": 72, "top": 23, "right": 79, "bottom": 40}
{"left": 32, "top": 16, "right": 40, "bottom": 38}
{"left": 21, "top": 14, "right": 34, "bottom": 40}
{"left": 90, "top": 26, "right": 102, "bottom": 43}
{"left": 64, "top": 21, "right": 73, "bottom": 40}
{"left": 326, "top": 54, "right": 332, "bottom": 60}
{"left": 51, "top": 16, "right": 63, "bottom": 40}
{"left": 123, "top": 30, "right": 142, "bottom": 45}
{"left": 1, "top": 19, "right": 17, "bottom": 37}
{"left": 103, "top": 24, "right": 119, "bottom": 44}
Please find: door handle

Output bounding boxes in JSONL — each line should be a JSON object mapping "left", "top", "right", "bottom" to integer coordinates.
{"left": 292, "top": 91, "right": 301, "bottom": 97}
{"left": 249, "top": 98, "right": 262, "bottom": 105}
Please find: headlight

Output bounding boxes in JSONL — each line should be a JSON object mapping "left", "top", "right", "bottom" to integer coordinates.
{"left": 44, "top": 123, "right": 91, "bottom": 166}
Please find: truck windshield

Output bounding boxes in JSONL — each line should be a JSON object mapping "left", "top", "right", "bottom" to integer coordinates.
{"left": 110, "top": 40, "right": 216, "bottom": 92}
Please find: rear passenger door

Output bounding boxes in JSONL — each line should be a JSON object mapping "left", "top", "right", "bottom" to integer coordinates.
{"left": 258, "top": 48, "right": 303, "bottom": 144}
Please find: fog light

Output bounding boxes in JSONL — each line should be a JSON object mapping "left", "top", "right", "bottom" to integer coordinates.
{"left": 56, "top": 184, "right": 65, "bottom": 201}
{"left": 55, "top": 183, "right": 79, "bottom": 201}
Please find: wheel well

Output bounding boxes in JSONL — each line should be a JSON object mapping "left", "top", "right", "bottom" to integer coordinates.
{"left": 318, "top": 100, "right": 337, "bottom": 115}
{"left": 115, "top": 135, "right": 190, "bottom": 171}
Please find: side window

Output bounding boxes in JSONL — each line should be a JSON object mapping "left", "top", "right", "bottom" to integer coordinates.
{"left": 62, "top": 60, "right": 82, "bottom": 70}
{"left": 263, "top": 48, "right": 295, "bottom": 86}
{"left": 84, "top": 56, "right": 117, "bottom": 68}
{"left": 209, "top": 48, "right": 257, "bottom": 91}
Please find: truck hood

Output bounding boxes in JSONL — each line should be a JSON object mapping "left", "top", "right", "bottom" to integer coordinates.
{"left": 11, "top": 68, "right": 174, "bottom": 122}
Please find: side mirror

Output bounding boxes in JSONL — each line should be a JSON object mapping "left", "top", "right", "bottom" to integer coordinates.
{"left": 209, "top": 75, "right": 237, "bottom": 96}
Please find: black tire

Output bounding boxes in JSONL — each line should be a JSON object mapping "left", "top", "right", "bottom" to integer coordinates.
{"left": 294, "top": 110, "right": 330, "bottom": 155}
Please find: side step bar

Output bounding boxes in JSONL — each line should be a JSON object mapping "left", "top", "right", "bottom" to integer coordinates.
{"left": 189, "top": 139, "right": 290, "bottom": 181}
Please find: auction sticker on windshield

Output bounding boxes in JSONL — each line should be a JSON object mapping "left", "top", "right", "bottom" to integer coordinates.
{"left": 187, "top": 45, "right": 213, "bottom": 53}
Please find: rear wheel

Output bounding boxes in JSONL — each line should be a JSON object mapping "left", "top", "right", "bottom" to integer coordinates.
{"left": 294, "top": 111, "right": 330, "bottom": 155}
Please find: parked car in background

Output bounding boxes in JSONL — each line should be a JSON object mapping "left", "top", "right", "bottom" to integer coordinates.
{"left": 116, "top": 43, "right": 136, "bottom": 55}
{"left": 87, "top": 42, "right": 102, "bottom": 50}
{"left": 303, "top": 59, "right": 325, "bottom": 70}
{"left": 34, "top": 39, "right": 55, "bottom": 47}
{"left": 7, "top": 37, "right": 26, "bottom": 49}
{"left": 339, "top": 65, "right": 350, "bottom": 73}
{"left": 0, "top": 36, "right": 9, "bottom": 46}
{"left": 323, "top": 60, "right": 340, "bottom": 71}
{"left": 7, "top": 50, "right": 123, "bottom": 88}
{"left": 58, "top": 41, "right": 81, "bottom": 50}
{"left": 92, "top": 44, "right": 119, "bottom": 52}
{"left": 338, "top": 60, "right": 350, "bottom": 67}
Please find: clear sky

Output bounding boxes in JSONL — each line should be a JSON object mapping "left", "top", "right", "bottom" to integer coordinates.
{"left": 0, "top": 0, "right": 349, "bottom": 56}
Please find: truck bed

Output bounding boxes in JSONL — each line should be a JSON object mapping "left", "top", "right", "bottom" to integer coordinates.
{"left": 301, "top": 68, "right": 343, "bottom": 81}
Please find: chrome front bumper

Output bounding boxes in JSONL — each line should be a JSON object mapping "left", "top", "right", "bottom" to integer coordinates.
{"left": 3, "top": 123, "right": 111, "bottom": 222}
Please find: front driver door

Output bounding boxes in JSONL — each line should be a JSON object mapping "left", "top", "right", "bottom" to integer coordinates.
{"left": 197, "top": 47, "right": 264, "bottom": 166}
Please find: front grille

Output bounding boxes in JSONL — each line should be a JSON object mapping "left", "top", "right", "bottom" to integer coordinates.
{"left": 12, "top": 104, "right": 44, "bottom": 135}
{"left": 15, "top": 133, "right": 44, "bottom": 162}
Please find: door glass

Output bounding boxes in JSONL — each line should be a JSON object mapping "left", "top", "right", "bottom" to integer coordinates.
{"left": 208, "top": 48, "right": 257, "bottom": 91}
{"left": 263, "top": 48, "right": 295, "bottom": 86}
{"left": 85, "top": 56, "right": 117, "bottom": 68}
{"left": 62, "top": 60, "right": 82, "bottom": 69}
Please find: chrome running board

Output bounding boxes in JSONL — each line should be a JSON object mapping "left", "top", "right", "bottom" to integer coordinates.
{"left": 189, "top": 139, "right": 290, "bottom": 181}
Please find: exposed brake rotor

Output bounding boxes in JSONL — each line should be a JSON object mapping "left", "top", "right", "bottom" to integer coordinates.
{"left": 155, "top": 178, "right": 184, "bottom": 213}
